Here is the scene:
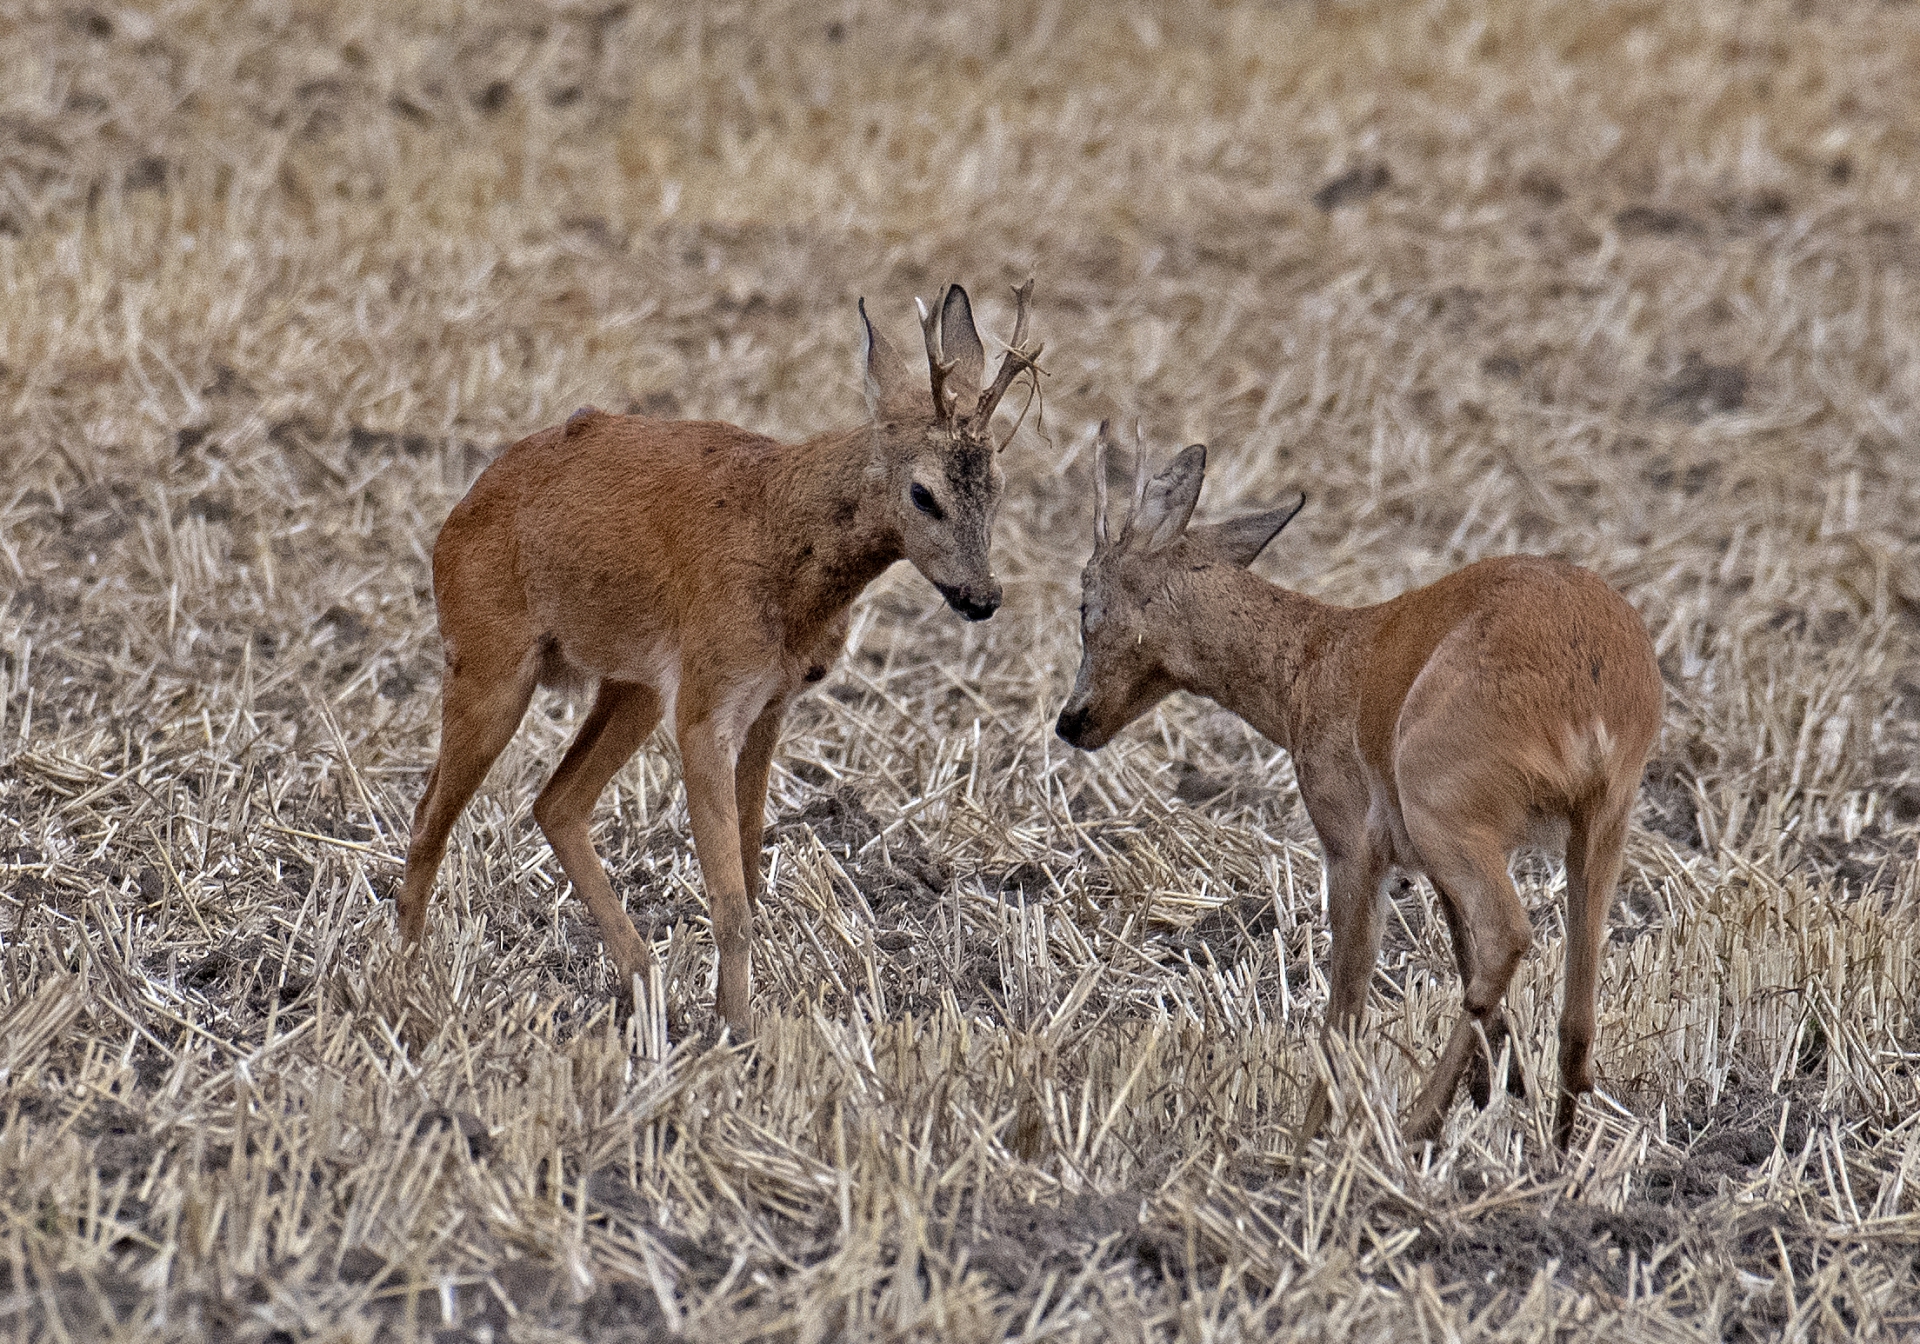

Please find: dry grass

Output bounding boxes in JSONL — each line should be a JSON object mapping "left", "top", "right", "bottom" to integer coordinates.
{"left": 3, "top": 0, "right": 1920, "bottom": 1338}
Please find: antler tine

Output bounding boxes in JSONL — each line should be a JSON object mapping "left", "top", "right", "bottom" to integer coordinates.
{"left": 1005, "top": 276, "right": 1034, "bottom": 353}
{"left": 1125, "top": 421, "right": 1150, "bottom": 542}
{"left": 974, "top": 277, "right": 1042, "bottom": 423}
{"left": 917, "top": 292, "right": 956, "bottom": 422}
{"left": 1093, "top": 420, "right": 1111, "bottom": 545}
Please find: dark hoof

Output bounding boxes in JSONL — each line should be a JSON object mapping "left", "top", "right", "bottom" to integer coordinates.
{"left": 1554, "top": 1093, "right": 1583, "bottom": 1149}
{"left": 1404, "top": 1113, "right": 1446, "bottom": 1149}
{"left": 1466, "top": 1017, "right": 1526, "bottom": 1109}
{"left": 1467, "top": 1052, "right": 1492, "bottom": 1111}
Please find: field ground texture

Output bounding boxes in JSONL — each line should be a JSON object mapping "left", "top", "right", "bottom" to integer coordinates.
{"left": 2, "top": 0, "right": 1919, "bottom": 1339}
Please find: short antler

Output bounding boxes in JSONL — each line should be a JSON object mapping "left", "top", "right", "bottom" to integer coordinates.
{"left": 916, "top": 291, "right": 958, "bottom": 423}
{"left": 1093, "top": 420, "right": 1113, "bottom": 545}
{"left": 1128, "top": 421, "right": 1150, "bottom": 538}
{"left": 975, "top": 277, "right": 1043, "bottom": 425}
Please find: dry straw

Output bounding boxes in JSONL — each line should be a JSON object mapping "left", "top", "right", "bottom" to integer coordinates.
{"left": 2, "top": 1, "right": 1918, "bottom": 1339}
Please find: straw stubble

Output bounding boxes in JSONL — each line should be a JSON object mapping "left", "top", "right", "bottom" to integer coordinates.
{"left": 1, "top": 1, "right": 1918, "bottom": 1339}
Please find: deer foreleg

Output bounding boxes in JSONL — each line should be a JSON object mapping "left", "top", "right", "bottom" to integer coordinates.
{"left": 679, "top": 713, "right": 753, "bottom": 1035}
{"left": 734, "top": 702, "right": 785, "bottom": 910}
{"left": 1300, "top": 829, "right": 1392, "bottom": 1148}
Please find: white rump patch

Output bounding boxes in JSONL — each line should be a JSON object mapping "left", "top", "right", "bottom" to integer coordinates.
{"left": 1561, "top": 718, "right": 1617, "bottom": 778}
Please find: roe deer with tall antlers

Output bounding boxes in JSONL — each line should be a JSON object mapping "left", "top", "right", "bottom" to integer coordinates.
{"left": 400, "top": 281, "right": 1042, "bottom": 1035}
{"left": 1054, "top": 427, "right": 1662, "bottom": 1148}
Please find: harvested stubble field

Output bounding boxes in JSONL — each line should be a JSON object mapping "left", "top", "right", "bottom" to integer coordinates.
{"left": 3, "top": 0, "right": 1920, "bottom": 1339}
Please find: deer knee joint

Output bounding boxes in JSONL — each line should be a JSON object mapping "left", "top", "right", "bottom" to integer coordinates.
{"left": 530, "top": 791, "right": 565, "bottom": 837}
{"left": 1484, "top": 912, "right": 1531, "bottom": 979}
{"left": 529, "top": 787, "right": 579, "bottom": 840}
{"left": 1559, "top": 1026, "right": 1595, "bottom": 1089}
{"left": 1463, "top": 928, "right": 1528, "bottom": 1015}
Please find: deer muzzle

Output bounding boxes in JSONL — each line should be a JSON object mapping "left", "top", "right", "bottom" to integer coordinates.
{"left": 1054, "top": 703, "right": 1095, "bottom": 748}
{"left": 937, "top": 580, "right": 1001, "bottom": 622}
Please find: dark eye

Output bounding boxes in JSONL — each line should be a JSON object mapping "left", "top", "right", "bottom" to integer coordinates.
{"left": 910, "top": 483, "right": 944, "bottom": 519}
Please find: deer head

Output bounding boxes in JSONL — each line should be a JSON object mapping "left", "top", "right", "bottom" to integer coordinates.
{"left": 1056, "top": 423, "right": 1305, "bottom": 747}
{"left": 858, "top": 280, "right": 1042, "bottom": 621}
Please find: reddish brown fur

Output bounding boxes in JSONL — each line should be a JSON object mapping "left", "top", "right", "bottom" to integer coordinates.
{"left": 1056, "top": 431, "right": 1664, "bottom": 1148}
{"left": 401, "top": 284, "right": 1041, "bottom": 1033}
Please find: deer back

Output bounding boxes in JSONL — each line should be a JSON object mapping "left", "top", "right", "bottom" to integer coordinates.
{"left": 1356, "top": 557, "right": 1664, "bottom": 816}
{"left": 431, "top": 284, "right": 1044, "bottom": 694}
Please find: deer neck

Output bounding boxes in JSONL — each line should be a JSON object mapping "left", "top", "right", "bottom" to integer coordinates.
{"left": 1161, "top": 563, "right": 1355, "bottom": 755}
{"left": 767, "top": 425, "right": 903, "bottom": 633}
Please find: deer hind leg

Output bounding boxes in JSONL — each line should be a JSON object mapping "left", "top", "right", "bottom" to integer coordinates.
{"left": 1300, "top": 826, "right": 1393, "bottom": 1148}
{"left": 1556, "top": 794, "right": 1630, "bottom": 1147}
{"left": 1437, "top": 891, "right": 1528, "bottom": 1109}
{"left": 532, "top": 680, "right": 664, "bottom": 990}
{"left": 399, "top": 659, "right": 538, "bottom": 947}
{"left": 1400, "top": 813, "right": 1531, "bottom": 1146}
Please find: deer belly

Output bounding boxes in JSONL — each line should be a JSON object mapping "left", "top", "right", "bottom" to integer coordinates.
{"left": 1519, "top": 810, "right": 1572, "bottom": 856}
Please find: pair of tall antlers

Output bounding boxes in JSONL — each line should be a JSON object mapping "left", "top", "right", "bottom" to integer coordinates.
{"left": 916, "top": 278, "right": 1041, "bottom": 433}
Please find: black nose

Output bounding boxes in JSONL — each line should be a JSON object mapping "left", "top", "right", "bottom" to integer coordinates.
{"left": 1056, "top": 706, "right": 1090, "bottom": 746}
{"left": 938, "top": 583, "right": 1001, "bottom": 622}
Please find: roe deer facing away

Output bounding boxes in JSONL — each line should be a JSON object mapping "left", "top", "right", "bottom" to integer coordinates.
{"left": 1055, "top": 426, "right": 1663, "bottom": 1148}
{"left": 401, "top": 281, "right": 1042, "bottom": 1035}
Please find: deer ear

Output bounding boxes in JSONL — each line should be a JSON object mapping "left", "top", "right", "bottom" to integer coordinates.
{"left": 859, "top": 298, "right": 915, "bottom": 417}
{"left": 1188, "top": 493, "right": 1306, "bottom": 568}
{"left": 939, "top": 285, "right": 986, "bottom": 403}
{"left": 1136, "top": 444, "right": 1207, "bottom": 552}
